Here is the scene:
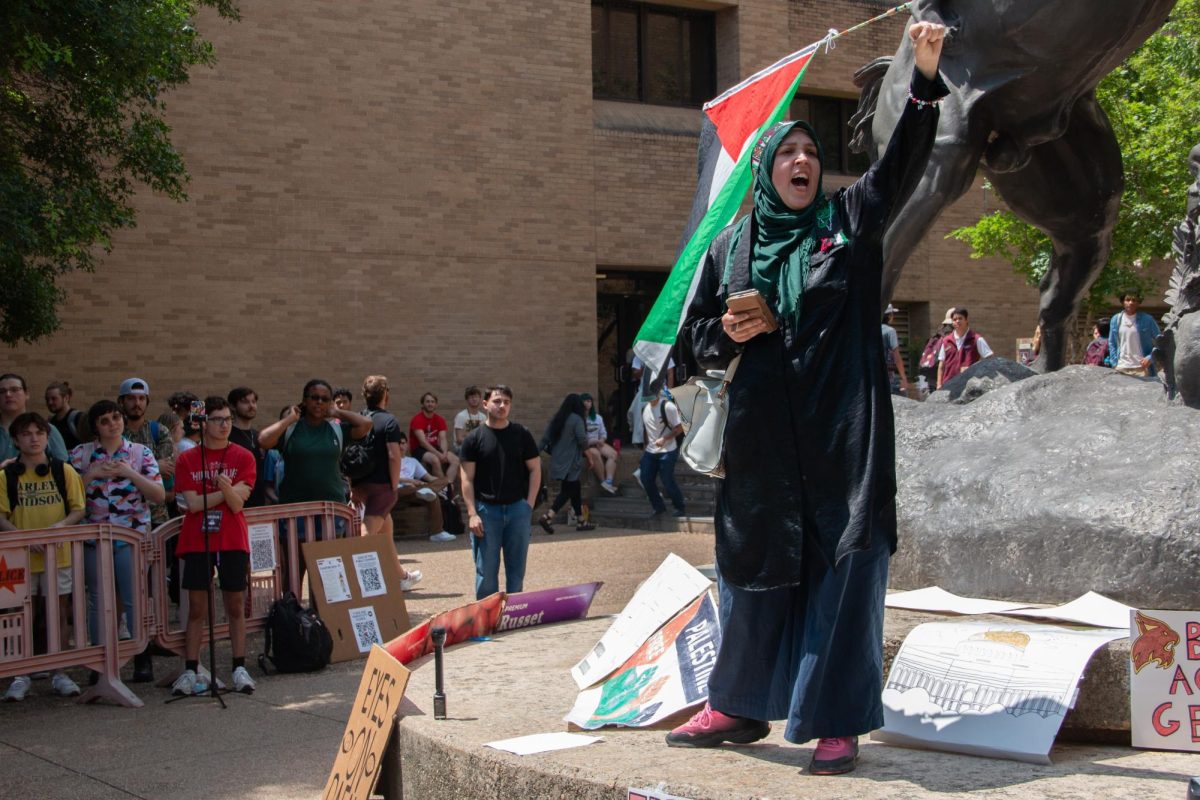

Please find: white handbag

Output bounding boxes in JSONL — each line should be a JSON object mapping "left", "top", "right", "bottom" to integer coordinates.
{"left": 671, "top": 355, "right": 741, "bottom": 478}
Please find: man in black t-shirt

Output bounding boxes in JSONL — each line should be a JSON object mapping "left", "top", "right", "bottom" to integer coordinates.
{"left": 228, "top": 386, "right": 269, "bottom": 508}
{"left": 350, "top": 375, "right": 403, "bottom": 537}
{"left": 459, "top": 384, "right": 541, "bottom": 600}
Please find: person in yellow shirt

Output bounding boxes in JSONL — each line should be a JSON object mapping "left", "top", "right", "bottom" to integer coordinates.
{"left": 0, "top": 412, "right": 85, "bottom": 701}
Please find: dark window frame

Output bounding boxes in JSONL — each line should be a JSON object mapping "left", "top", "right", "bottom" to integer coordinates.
{"left": 592, "top": 0, "right": 717, "bottom": 108}
{"left": 789, "top": 93, "right": 870, "bottom": 176}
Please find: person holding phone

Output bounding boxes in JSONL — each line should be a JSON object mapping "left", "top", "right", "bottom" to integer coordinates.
{"left": 669, "top": 21, "right": 948, "bottom": 775}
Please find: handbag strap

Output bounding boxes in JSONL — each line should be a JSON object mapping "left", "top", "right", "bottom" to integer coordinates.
{"left": 718, "top": 354, "right": 742, "bottom": 399}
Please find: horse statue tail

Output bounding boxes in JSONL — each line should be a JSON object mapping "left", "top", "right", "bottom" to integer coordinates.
{"left": 848, "top": 56, "right": 893, "bottom": 157}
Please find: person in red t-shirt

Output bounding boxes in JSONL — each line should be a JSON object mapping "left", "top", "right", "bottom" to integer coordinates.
{"left": 172, "top": 396, "right": 258, "bottom": 696}
{"left": 408, "top": 392, "right": 459, "bottom": 483}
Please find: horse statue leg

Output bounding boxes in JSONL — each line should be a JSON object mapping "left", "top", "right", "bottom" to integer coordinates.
{"left": 985, "top": 93, "right": 1123, "bottom": 372}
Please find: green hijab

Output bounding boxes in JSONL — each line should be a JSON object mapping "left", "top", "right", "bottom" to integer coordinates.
{"left": 738, "top": 120, "right": 832, "bottom": 328}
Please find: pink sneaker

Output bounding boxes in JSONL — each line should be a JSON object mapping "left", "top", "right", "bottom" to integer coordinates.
{"left": 809, "top": 736, "right": 859, "bottom": 775}
{"left": 664, "top": 702, "right": 770, "bottom": 748}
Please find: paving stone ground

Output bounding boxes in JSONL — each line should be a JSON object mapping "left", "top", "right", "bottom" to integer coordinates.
{"left": 1, "top": 526, "right": 1197, "bottom": 799}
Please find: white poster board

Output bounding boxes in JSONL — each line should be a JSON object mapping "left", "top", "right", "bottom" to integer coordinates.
{"left": 1130, "top": 608, "right": 1200, "bottom": 752}
{"left": 874, "top": 620, "right": 1125, "bottom": 763}
{"left": 570, "top": 553, "right": 710, "bottom": 689}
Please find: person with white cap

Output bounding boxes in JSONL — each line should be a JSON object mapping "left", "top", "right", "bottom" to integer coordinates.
{"left": 117, "top": 377, "right": 174, "bottom": 525}
{"left": 881, "top": 304, "right": 909, "bottom": 396}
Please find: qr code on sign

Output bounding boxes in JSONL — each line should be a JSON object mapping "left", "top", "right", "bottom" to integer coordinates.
{"left": 359, "top": 565, "right": 382, "bottom": 594}
{"left": 348, "top": 606, "right": 382, "bottom": 653}
{"left": 247, "top": 524, "right": 276, "bottom": 573}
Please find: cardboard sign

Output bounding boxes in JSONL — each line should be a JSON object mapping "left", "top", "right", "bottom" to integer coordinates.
{"left": 1130, "top": 608, "right": 1200, "bottom": 752}
{"left": 321, "top": 645, "right": 410, "bottom": 800}
{"left": 303, "top": 537, "right": 410, "bottom": 663}
{"left": 498, "top": 581, "right": 602, "bottom": 632}
{"left": 0, "top": 549, "right": 30, "bottom": 609}
{"left": 384, "top": 593, "right": 506, "bottom": 665}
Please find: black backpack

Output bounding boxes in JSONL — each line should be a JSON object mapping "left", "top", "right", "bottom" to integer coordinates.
{"left": 258, "top": 592, "right": 333, "bottom": 674}
{"left": 660, "top": 400, "right": 686, "bottom": 446}
{"left": 340, "top": 410, "right": 379, "bottom": 482}
{"left": 5, "top": 458, "right": 69, "bottom": 515}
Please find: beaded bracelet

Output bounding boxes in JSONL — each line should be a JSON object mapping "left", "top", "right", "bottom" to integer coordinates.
{"left": 907, "top": 90, "right": 943, "bottom": 110}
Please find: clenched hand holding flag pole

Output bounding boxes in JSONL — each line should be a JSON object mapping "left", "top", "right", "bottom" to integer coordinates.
{"left": 632, "top": 4, "right": 912, "bottom": 380}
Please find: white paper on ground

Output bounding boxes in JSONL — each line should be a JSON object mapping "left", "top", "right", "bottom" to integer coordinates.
{"left": 997, "top": 591, "right": 1132, "bottom": 630}
{"left": 484, "top": 732, "right": 603, "bottom": 755}
{"left": 570, "top": 553, "right": 711, "bottom": 689}
{"left": 316, "top": 556, "right": 352, "bottom": 604}
{"left": 885, "top": 587, "right": 1035, "bottom": 616}
{"left": 873, "top": 620, "right": 1126, "bottom": 764}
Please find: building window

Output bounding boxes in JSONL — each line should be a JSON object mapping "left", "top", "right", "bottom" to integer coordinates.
{"left": 789, "top": 94, "right": 871, "bottom": 175}
{"left": 592, "top": 1, "right": 717, "bottom": 107}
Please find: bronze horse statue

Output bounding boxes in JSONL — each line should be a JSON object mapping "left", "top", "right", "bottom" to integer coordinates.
{"left": 851, "top": 0, "right": 1177, "bottom": 371}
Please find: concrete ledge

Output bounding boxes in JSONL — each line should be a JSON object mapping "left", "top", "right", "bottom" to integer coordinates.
{"left": 397, "top": 614, "right": 1175, "bottom": 800}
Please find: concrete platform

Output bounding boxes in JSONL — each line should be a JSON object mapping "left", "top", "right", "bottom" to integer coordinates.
{"left": 398, "top": 615, "right": 1190, "bottom": 800}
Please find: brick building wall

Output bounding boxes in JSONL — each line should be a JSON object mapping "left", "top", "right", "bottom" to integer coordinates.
{"left": 4, "top": 0, "right": 1156, "bottom": 426}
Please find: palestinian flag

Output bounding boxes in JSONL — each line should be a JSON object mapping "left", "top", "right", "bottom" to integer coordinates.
{"left": 632, "top": 43, "right": 819, "bottom": 377}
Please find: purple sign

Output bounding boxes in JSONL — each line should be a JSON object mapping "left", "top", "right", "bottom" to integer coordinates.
{"left": 498, "top": 582, "right": 603, "bottom": 632}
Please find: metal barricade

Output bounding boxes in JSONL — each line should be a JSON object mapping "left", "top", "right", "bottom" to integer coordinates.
{"left": 0, "top": 524, "right": 151, "bottom": 708}
{"left": 148, "top": 502, "right": 361, "bottom": 659}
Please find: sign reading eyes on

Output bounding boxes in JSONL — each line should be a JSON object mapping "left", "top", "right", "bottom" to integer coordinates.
{"left": 322, "top": 645, "right": 410, "bottom": 800}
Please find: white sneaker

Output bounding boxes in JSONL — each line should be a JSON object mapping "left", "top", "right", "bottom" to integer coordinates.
{"left": 118, "top": 617, "right": 132, "bottom": 640}
{"left": 632, "top": 468, "right": 641, "bottom": 481}
{"left": 399, "top": 569, "right": 423, "bottom": 591}
{"left": 429, "top": 531, "right": 456, "bottom": 542}
{"left": 601, "top": 480, "right": 618, "bottom": 495}
{"left": 172, "top": 669, "right": 201, "bottom": 696}
{"left": 415, "top": 487, "right": 437, "bottom": 501}
{"left": 5, "top": 675, "right": 31, "bottom": 702}
{"left": 51, "top": 672, "right": 81, "bottom": 697}
{"left": 231, "top": 666, "right": 256, "bottom": 694}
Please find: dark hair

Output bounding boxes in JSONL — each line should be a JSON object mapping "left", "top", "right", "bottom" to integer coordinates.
{"left": 952, "top": 307, "right": 969, "bottom": 319}
{"left": 1120, "top": 290, "right": 1143, "bottom": 302}
{"left": 45, "top": 381, "right": 73, "bottom": 398}
{"left": 279, "top": 406, "right": 293, "bottom": 420}
{"left": 9, "top": 412, "right": 50, "bottom": 439}
{"left": 204, "top": 396, "right": 230, "bottom": 415}
{"left": 1096, "top": 319, "right": 1111, "bottom": 338}
{"left": 0, "top": 373, "right": 28, "bottom": 391}
{"left": 87, "top": 400, "right": 123, "bottom": 434}
{"left": 227, "top": 386, "right": 256, "bottom": 406}
{"left": 484, "top": 384, "right": 513, "bottom": 401}
{"left": 397, "top": 431, "right": 408, "bottom": 442}
{"left": 302, "top": 379, "right": 332, "bottom": 400}
{"left": 544, "top": 393, "right": 586, "bottom": 445}
{"left": 333, "top": 387, "right": 353, "bottom": 402}
{"left": 464, "top": 385, "right": 482, "bottom": 399}
{"left": 580, "top": 392, "right": 597, "bottom": 420}
{"left": 420, "top": 391, "right": 438, "bottom": 404}
{"left": 167, "top": 391, "right": 199, "bottom": 411}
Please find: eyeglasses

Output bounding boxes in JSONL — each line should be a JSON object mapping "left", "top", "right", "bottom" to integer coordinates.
{"left": 306, "top": 394, "right": 332, "bottom": 402}
{"left": 207, "top": 416, "right": 234, "bottom": 425}
{"left": 0, "top": 387, "right": 24, "bottom": 395}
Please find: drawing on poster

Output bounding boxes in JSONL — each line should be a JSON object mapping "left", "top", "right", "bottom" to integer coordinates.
{"left": 317, "top": 556, "right": 353, "bottom": 604}
{"left": 1129, "top": 608, "right": 1200, "bottom": 753}
{"left": 349, "top": 606, "right": 383, "bottom": 653}
{"left": 0, "top": 549, "right": 30, "bottom": 609}
{"left": 874, "top": 620, "right": 1124, "bottom": 764}
{"left": 248, "top": 523, "right": 277, "bottom": 573}
{"left": 352, "top": 551, "right": 387, "bottom": 598}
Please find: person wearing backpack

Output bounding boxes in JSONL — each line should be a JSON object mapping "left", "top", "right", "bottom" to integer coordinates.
{"left": 348, "top": 376, "right": 403, "bottom": 538}
{"left": 0, "top": 412, "right": 86, "bottom": 701}
{"left": 45, "top": 381, "right": 85, "bottom": 451}
{"left": 537, "top": 393, "right": 596, "bottom": 534}
{"left": 638, "top": 384, "right": 686, "bottom": 519}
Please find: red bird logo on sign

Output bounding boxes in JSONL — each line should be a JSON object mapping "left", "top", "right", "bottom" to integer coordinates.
{"left": 0, "top": 554, "right": 26, "bottom": 594}
{"left": 1131, "top": 611, "right": 1180, "bottom": 673}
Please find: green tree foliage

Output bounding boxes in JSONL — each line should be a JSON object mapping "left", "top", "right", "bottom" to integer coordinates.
{"left": 0, "top": 0, "right": 238, "bottom": 345}
{"left": 949, "top": 0, "right": 1200, "bottom": 315}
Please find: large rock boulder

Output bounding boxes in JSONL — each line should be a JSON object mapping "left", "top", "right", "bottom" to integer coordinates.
{"left": 892, "top": 365, "right": 1200, "bottom": 608}
{"left": 926, "top": 356, "right": 1037, "bottom": 404}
